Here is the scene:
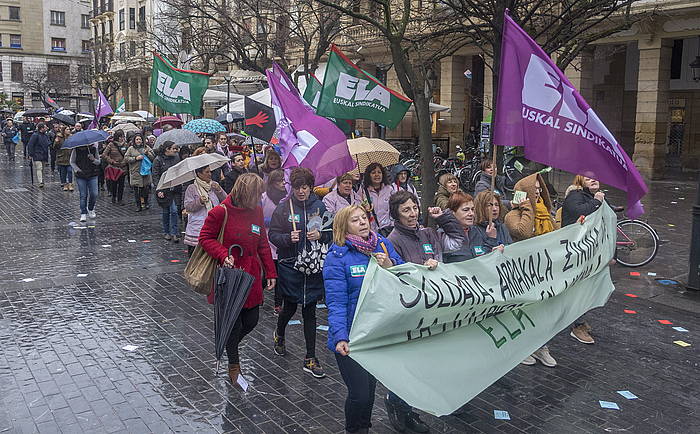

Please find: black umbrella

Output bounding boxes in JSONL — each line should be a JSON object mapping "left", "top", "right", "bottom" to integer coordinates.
{"left": 0, "top": 108, "right": 13, "bottom": 114}
{"left": 52, "top": 113, "right": 75, "bottom": 125}
{"left": 23, "top": 108, "right": 50, "bottom": 117}
{"left": 214, "top": 244, "right": 255, "bottom": 373}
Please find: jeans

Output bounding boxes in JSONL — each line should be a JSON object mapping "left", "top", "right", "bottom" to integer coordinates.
{"left": 4, "top": 141, "right": 14, "bottom": 160}
{"left": 161, "top": 199, "right": 179, "bottom": 236}
{"left": 226, "top": 306, "right": 260, "bottom": 365}
{"left": 387, "top": 391, "right": 412, "bottom": 415}
{"left": 34, "top": 160, "right": 45, "bottom": 184}
{"left": 58, "top": 165, "right": 73, "bottom": 184}
{"left": 335, "top": 353, "right": 377, "bottom": 432}
{"left": 277, "top": 299, "right": 316, "bottom": 358}
{"left": 76, "top": 176, "right": 98, "bottom": 214}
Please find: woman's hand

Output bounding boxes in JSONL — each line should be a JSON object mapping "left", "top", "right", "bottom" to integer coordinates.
{"left": 157, "top": 192, "right": 165, "bottom": 198}
{"left": 136, "top": 155, "right": 144, "bottom": 161}
{"left": 212, "top": 182, "right": 222, "bottom": 192}
{"left": 424, "top": 258, "right": 438, "bottom": 270}
{"left": 336, "top": 340, "right": 350, "bottom": 356}
{"left": 199, "top": 195, "right": 207, "bottom": 205}
{"left": 486, "top": 222, "right": 497, "bottom": 239}
{"left": 373, "top": 252, "right": 393, "bottom": 268}
{"left": 265, "top": 278, "right": 276, "bottom": 290}
{"left": 494, "top": 244, "right": 505, "bottom": 253}
{"left": 428, "top": 207, "right": 443, "bottom": 218}
{"left": 290, "top": 230, "right": 301, "bottom": 243}
{"left": 594, "top": 191, "right": 605, "bottom": 202}
{"left": 223, "top": 255, "right": 236, "bottom": 268}
{"left": 307, "top": 229, "right": 320, "bottom": 241}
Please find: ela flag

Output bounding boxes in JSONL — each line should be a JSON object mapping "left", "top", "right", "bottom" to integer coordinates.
{"left": 317, "top": 45, "right": 412, "bottom": 129}
{"left": 349, "top": 205, "right": 617, "bottom": 416}
{"left": 302, "top": 73, "right": 353, "bottom": 135}
{"left": 493, "top": 12, "right": 647, "bottom": 218}
{"left": 115, "top": 97, "right": 125, "bottom": 113}
{"left": 149, "top": 52, "right": 210, "bottom": 116}
{"left": 266, "top": 62, "right": 354, "bottom": 185}
{"left": 244, "top": 97, "right": 276, "bottom": 143}
{"left": 89, "top": 89, "right": 113, "bottom": 129}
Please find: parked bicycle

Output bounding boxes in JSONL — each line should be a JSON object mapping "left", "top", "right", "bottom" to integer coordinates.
{"left": 615, "top": 209, "right": 659, "bottom": 267}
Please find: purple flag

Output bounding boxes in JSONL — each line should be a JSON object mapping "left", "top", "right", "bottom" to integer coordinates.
{"left": 266, "top": 63, "right": 354, "bottom": 185}
{"left": 493, "top": 12, "right": 647, "bottom": 218}
{"left": 89, "top": 90, "right": 114, "bottom": 129}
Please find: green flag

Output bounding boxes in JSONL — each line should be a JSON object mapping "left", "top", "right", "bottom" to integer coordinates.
{"left": 303, "top": 73, "right": 352, "bottom": 134}
{"left": 317, "top": 45, "right": 412, "bottom": 129}
{"left": 348, "top": 205, "right": 617, "bottom": 416}
{"left": 149, "top": 52, "right": 210, "bottom": 116}
{"left": 115, "top": 97, "right": 125, "bottom": 113}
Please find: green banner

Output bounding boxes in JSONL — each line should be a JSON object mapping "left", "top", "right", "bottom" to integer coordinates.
{"left": 303, "top": 74, "right": 352, "bottom": 134}
{"left": 149, "top": 53, "right": 210, "bottom": 116}
{"left": 317, "top": 45, "right": 412, "bottom": 129}
{"left": 115, "top": 97, "right": 125, "bottom": 113}
{"left": 348, "top": 205, "right": 618, "bottom": 416}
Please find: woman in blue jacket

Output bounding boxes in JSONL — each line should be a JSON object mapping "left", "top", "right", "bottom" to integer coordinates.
{"left": 323, "top": 205, "right": 403, "bottom": 434}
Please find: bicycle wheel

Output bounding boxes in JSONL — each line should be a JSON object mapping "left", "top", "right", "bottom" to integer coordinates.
{"left": 615, "top": 220, "right": 659, "bottom": 267}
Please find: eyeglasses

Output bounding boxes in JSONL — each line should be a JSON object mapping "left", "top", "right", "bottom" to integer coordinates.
{"left": 535, "top": 187, "right": 542, "bottom": 193}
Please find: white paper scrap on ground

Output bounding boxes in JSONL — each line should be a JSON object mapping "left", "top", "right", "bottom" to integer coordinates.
{"left": 122, "top": 345, "right": 139, "bottom": 351}
{"left": 237, "top": 374, "right": 249, "bottom": 391}
{"left": 101, "top": 245, "right": 111, "bottom": 248}
{"left": 599, "top": 401, "right": 620, "bottom": 410}
{"left": 617, "top": 390, "right": 638, "bottom": 400}
{"left": 128, "top": 239, "right": 136, "bottom": 243}
{"left": 317, "top": 325, "right": 329, "bottom": 331}
{"left": 77, "top": 274, "right": 88, "bottom": 277}
{"left": 20, "top": 278, "right": 36, "bottom": 282}
{"left": 647, "top": 272, "right": 657, "bottom": 276}
{"left": 494, "top": 410, "right": 510, "bottom": 420}
{"left": 288, "top": 320, "right": 301, "bottom": 325}
{"left": 672, "top": 327, "right": 689, "bottom": 333}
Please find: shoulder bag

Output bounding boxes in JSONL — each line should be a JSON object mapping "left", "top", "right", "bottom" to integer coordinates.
{"left": 184, "top": 205, "right": 228, "bottom": 295}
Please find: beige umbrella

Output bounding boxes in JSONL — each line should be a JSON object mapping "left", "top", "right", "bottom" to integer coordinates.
{"left": 156, "top": 153, "right": 231, "bottom": 190}
{"left": 110, "top": 123, "right": 141, "bottom": 134}
{"left": 347, "top": 137, "right": 400, "bottom": 175}
{"left": 111, "top": 111, "right": 147, "bottom": 122}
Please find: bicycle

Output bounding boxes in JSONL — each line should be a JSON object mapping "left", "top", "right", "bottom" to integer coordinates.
{"left": 615, "top": 212, "right": 659, "bottom": 267}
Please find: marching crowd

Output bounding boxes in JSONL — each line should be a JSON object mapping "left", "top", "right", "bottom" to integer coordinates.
{"left": 3, "top": 115, "right": 611, "bottom": 434}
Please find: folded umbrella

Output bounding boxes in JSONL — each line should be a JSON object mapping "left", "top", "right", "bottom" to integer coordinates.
{"left": 154, "top": 128, "right": 201, "bottom": 150}
{"left": 62, "top": 129, "right": 110, "bottom": 149}
{"left": 183, "top": 118, "right": 226, "bottom": 134}
{"left": 156, "top": 153, "right": 230, "bottom": 190}
{"left": 214, "top": 245, "right": 255, "bottom": 373}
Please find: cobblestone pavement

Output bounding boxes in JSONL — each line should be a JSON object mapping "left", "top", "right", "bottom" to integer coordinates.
{"left": 1, "top": 155, "right": 699, "bottom": 433}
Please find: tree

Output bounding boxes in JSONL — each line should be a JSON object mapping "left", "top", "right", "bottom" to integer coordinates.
{"left": 0, "top": 92, "right": 21, "bottom": 112}
{"left": 315, "top": 0, "right": 471, "bottom": 214}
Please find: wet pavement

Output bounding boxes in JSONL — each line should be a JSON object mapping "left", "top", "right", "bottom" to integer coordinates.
{"left": 0, "top": 154, "right": 699, "bottom": 433}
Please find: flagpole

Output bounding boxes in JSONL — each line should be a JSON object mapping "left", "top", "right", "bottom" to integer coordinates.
{"left": 489, "top": 147, "right": 497, "bottom": 225}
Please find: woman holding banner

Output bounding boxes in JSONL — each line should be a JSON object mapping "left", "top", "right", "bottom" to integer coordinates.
{"left": 323, "top": 205, "right": 403, "bottom": 434}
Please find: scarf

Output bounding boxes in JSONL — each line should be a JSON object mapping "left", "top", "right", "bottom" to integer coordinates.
{"left": 534, "top": 198, "right": 554, "bottom": 236}
{"left": 194, "top": 176, "right": 214, "bottom": 211}
{"left": 346, "top": 231, "right": 379, "bottom": 256}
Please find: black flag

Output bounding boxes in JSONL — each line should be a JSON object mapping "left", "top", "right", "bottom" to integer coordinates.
{"left": 244, "top": 96, "right": 275, "bottom": 143}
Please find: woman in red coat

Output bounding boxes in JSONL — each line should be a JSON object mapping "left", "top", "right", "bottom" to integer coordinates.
{"left": 199, "top": 173, "right": 277, "bottom": 383}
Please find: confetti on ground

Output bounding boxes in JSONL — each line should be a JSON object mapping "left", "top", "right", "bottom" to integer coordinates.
{"left": 237, "top": 374, "right": 249, "bottom": 391}
{"left": 170, "top": 259, "right": 181, "bottom": 263}
{"left": 624, "top": 309, "right": 637, "bottom": 314}
{"left": 647, "top": 272, "right": 657, "bottom": 276}
{"left": 74, "top": 226, "right": 87, "bottom": 229}
{"left": 679, "top": 197, "right": 685, "bottom": 200}
{"left": 77, "top": 274, "right": 88, "bottom": 278}
{"left": 288, "top": 320, "right": 301, "bottom": 325}
{"left": 668, "top": 224, "right": 675, "bottom": 227}
{"left": 494, "top": 410, "right": 510, "bottom": 420}
{"left": 658, "top": 320, "right": 673, "bottom": 325}
{"left": 671, "top": 201, "right": 678, "bottom": 204}
{"left": 617, "top": 390, "right": 638, "bottom": 400}
{"left": 317, "top": 325, "right": 329, "bottom": 331}
{"left": 101, "top": 244, "right": 111, "bottom": 248}
{"left": 673, "top": 340, "right": 691, "bottom": 347}
{"left": 142, "top": 240, "right": 152, "bottom": 243}
{"left": 317, "top": 303, "right": 327, "bottom": 309}
{"left": 87, "top": 225, "right": 95, "bottom": 228}
{"left": 672, "top": 327, "right": 689, "bottom": 332}
{"left": 128, "top": 239, "right": 136, "bottom": 243}
{"left": 20, "top": 278, "right": 36, "bottom": 282}
{"left": 658, "top": 279, "right": 679, "bottom": 286}
{"left": 599, "top": 401, "right": 620, "bottom": 410}
{"left": 122, "top": 345, "right": 139, "bottom": 351}
{"left": 629, "top": 272, "right": 641, "bottom": 277}
{"left": 624, "top": 293, "right": 638, "bottom": 298}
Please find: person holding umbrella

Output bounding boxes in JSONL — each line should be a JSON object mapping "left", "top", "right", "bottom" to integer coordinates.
{"left": 153, "top": 141, "right": 182, "bottom": 242}
{"left": 67, "top": 132, "right": 106, "bottom": 222}
{"left": 198, "top": 173, "right": 277, "bottom": 384}
{"left": 124, "top": 133, "right": 155, "bottom": 212}
{"left": 183, "top": 164, "right": 227, "bottom": 256}
{"left": 27, "top": 122, "right": 51, "bottom": 188}
{"left": 55, "top": 126, "right": 74, "bottom": 191}
{"left": 2, "top": 118, "right": 19, "bottom": 162}
{"left": 102, "top": 130, "right": 128, "bottom": 204}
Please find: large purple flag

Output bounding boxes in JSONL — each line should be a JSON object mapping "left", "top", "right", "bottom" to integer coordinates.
{"left": 88, "top": 89, "right": 114, "bottom": 129}
{"left": 493, "top": 13, "right": 647, "bottom": 218}
{"left": 266, "top": 63, "right": 354, "bottom": 185}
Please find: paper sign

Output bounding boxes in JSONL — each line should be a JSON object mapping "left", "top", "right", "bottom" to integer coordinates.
{"left": 494, "top": 410, "right": 510, "bottom": 420}
{"left": 511, "top": 190, "right": 527, "bottom": 205}
{"left": 647, "top": 272, "right": 657, "bottom": 276}
{"left": 672, "top": 327, "right": 689, "bottom": 333}
{"left": 624, "top": 293, "right": 638, "bottom": 298}
{"left": 673, "top": 340, "right": 691, "bottom": 347}
{"left": 317, "top": 325, "right": 329, "bottom": 331}
{"left": 288, "top": 320, "right": 301, "bottom": 325}
{"left": 599, "top": 401, "right": 620, "bottom": 410}
{"left": 658, "top": 320, "right": 673, "bottom": 325}
{"left": 317, "top": 304, "right": 327, "bottom": 309}
{"left": 623, "top": 309, "right": 637, "bottom": 314}
{"left": 629, "top": 272, "right": 640, "bottom": 277}
{"left": 617, "top": 390, "right": 638, "bottom": 400}
{"left": 122, "top": 345, "right": 139, "bottom": 351}
{"left": 237, "top": 374, "right": 249, "bottom": 391}
{"left": 77, "top": 274, "right": 88, "bottom": 278}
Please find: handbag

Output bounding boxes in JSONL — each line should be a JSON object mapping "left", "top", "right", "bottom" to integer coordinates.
{"left": 184, "top": 205, "right": 228, "bottom": 295}
{"left": 139, "top": 155, "right": 152, "bottom": 176}
{"left": 104, "top": 166, "right": 125, "bottom": 181}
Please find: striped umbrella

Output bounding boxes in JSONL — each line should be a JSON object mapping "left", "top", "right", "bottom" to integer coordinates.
{"left": 183, "top": 118, "right": 226, "bottom": 134}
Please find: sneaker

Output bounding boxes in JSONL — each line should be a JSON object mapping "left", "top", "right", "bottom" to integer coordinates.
{"left": 384, "top": 394, "right": 407, "bottom": 432}
{"left": 521, "top": 355, "right": 536, "bottom": 366}
{"left": 273, "top": 330, "right": 286, "bottom": 356}
{"left": 303, "top": 357, "right": 325, "bottom": 378}
{"left": 79, "top": 214, "right": 87, "bottom": 222}
{"left": 68, "top": 183, "right": 74, "bottom": 191}
{"left": 405, "top": 412, "right": 430, "bottom": 433}
{"left": 171, "top": 236, "right": 180, "bottom": 243}
{"left": 228, "top": 363, "right": 240, "bottom": 384}
{"left": 164, "top": 234, "right": 172, "bottom": 241}
{"left": 532, "top": 346, "right": 557, "bottom": 367}
{"left": 88, "top": 210, "right": 96, "bottom": 219}
{"left": 63, "top": 184, "right": 69, "bottom": 191}
{"left": 570, "top": 323, "right": 595, "bottom": 344}
{"left": 38, "top": 183, "right": 44, "bottom": 188}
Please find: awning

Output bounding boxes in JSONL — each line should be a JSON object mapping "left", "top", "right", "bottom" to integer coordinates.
{"left": 204, "top": 89, "right": 244, "bottom": 103}
{"left": 217, "top": 88, "right": 269, "bottom": 114}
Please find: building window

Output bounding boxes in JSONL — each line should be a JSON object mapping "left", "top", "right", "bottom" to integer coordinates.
{"left": 671, "top": 39, "right": 684, "bottom": 80}
{"left": 10, "top": 34, "right": 21, "bottom": 49}
{"left": 51, "top": 38, "right": 66, "bottom": 52}
{"left": 119, "top": 9, "right": 125, "bottom": 31}
{"left": 129, "top": 8, "right": 135, "bottom": 29}
{"left": 48, "top": 64, "right": 70, "bottom": 79}
{"left": 78, "top": 65, "right": 91, "bottom": 84}
{"left": 9, "top": 6, "right": 20, "bottom": 20}
{"left": 119, "top": 42, "right": 125, "bottom": 61}
{"left": 82, "top": 40, "right": 91, "bottom": 53}
{"left": 81, "top": 14, "right": 90, "bottom": 29}
{"left": 138, "top": 6, "right": 145, "bottom": 31}
{"left": 0, "top": 62, "right": 3, "bottom": 81}
{"left": 11, "top": 62, "right": 22, "bottom": 82}
{"left": 129, "top": 41, "right": 136, "bottom": 56}
{"left": 12, "top": 92, "right": 24, "bottom": 106}
{"left": 50, "top": 10, "right": 66, "bottom": 26}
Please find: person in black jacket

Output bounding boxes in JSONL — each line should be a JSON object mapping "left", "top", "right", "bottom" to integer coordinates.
{"left": 562, "top": 174, "right": 606, "bottom": 345}
{"left": 47, "top": 122, "right": 61, "bottom": 172}
{"left": 268, "top": 167, "right": 330, "bottom": 379}
{"left": 222, "top": 153, "right": 248, "bottom": 193}
{"left": 19, "top": 117, "right": 35, "bottom": 160}
{"left": 152, "top": 141, "right": 182, "bottom": 242}
{"left": 27, "top": 122, "right": 51, "bottom": 187}
{"left": 1, "top": 118, "right": 19, "bottom": 161}
{"left": 70, "top": 144, "right": 101, "bottom": 222}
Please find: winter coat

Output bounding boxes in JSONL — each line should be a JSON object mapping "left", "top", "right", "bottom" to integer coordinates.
{"left": 443, "top": 227, "right": 482, "bottom": 263}
{"left": 433, "top": 184, "right": 453, "bottom": 210}
{"left": 504, "top": 173, "right": 553, "bottom": 242}
{"left": 2, "top": 125, "right": 18, "bottom": 144}
{"left": 261, "top": 190, "right": 285, "bottom": 259}
{"left": 562, "top": 187, "right": 603, "bottom": 227}
{"left": 357, "top": 183, "right": 393, "bottom": 231}
{"left": 222, "top": 166, "right": 249, "bottom": 193}
{"left": 323, "top": 235, "right": 404, "bottom": 352}
{"left": 183, "top": 182, "right": 227, "bottom": 246}
{"left": 198, "top": 196, "right": 277, "bottom": 309}
{"left": 152, "top": 154, "right": 182, "bottom": 206}
{"left": 323, "top": 189, "right": 360, "bottom": 216}
{"left": 19, "top": 121, "right": 35, "bottom": 144}
{"left": 53, "top": 134, "right": 71, "bottom": 166}
{"left": 388, "top": 210, "right": 464, "bottom": 264}
{"left": 70, "top": 146, "right": 101, "bottom": 179}
{"left": 27, "top": 131, "right": 51, "bottom": 162}
{"left": 123, "top": 145, "right": 155, "bottom": 187}
{"left": 101, "top": 141, "right": 128, "bottom": 169}
{"left": 472, "top": 220, "right": 512, "bottom": 251}
{"left": 269, "top": 193, "right": 330, "bottom": 306}
{"left": 474, "top": 172, "right": 507, "bottom": 199}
